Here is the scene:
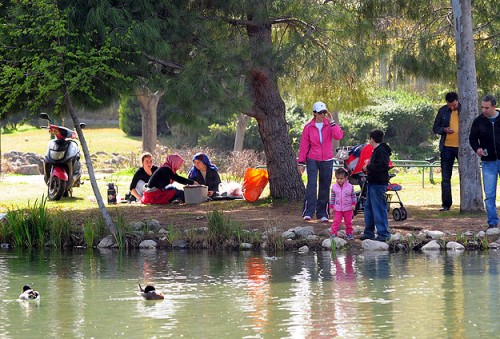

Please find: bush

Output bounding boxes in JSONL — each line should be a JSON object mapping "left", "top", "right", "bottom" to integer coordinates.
{"left": 340, "top": 90, "right": 436, "bottom": 159}
{"left": 118, "top": 95, "right": 171, "bottom": 137}
{"left": 198, "top": 118, "right": 264, "bottom": 151}
{"left": 118, "top": 96, "right": 142, "bottom": 136}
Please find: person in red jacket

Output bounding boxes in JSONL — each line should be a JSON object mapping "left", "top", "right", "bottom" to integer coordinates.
{"left": 298, "top": 101, "right": 344, "bottom": 222}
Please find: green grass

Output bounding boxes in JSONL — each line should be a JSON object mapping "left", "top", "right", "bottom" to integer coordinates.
{"left": 1, "top": 125, "right": 143, "bottom": 155}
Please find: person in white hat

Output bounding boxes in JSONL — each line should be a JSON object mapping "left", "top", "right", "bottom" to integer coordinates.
{"left": 298, "top": 101, "right": 344, "bottom": 222}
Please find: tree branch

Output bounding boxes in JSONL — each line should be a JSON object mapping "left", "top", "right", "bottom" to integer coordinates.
{"left": 142, "top": 52, "right": 185, "bottom": 70}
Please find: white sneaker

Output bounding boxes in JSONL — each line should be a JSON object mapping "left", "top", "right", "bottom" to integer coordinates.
{"left": 320, "top": 217, "right": 329, "bottom": 222}
{"left": 303, "top": 216, "right": 312, "bottom": 221}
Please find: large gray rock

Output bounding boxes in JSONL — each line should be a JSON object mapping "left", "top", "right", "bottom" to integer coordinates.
{"left": 446, "top": 241, "right": 465, "bottom": 251}
{"left": 298, "top": 245, "right": 309, "bottom": 253}
{"left": 362, "top": 239, "right": 389, "bottom": 251}
{"left": 146, "top": 219, "right": 161, "bottom": 231}
{"left": 486, "top": 227, "right": 500, "bottom": 236}
{"left": 14, "top": 164, "right": 41, "bottom": 175}
{"left": 129, "top": 221, "right": 145, "bottom": 231}
{"left": 422, "top": 240, "right": 441, "bottom": 251}
{"left": 282, "top": 230, "right": 295, "bottom": 240}
{"left": 293, "top": 226, "right": 315, "bottom": 239}
{"left": 97, "top": 235, "right": 115, "bottom": 248}
{"left": 172, "top": 239, "right": 188, "bottom": 249}
{"left": 139, "top": 240, "right": 157, "bottom": 249}
{"left": 321, "top": 237, "right": 347, "bottom": 249}
{"left": 425, "top": 230, "right": 446, "bottom": 239}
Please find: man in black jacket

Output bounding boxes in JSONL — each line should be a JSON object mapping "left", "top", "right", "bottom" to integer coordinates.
{"left": 433, "top": 92, "right": 460, "bottom": 211}
{"left": 469, "top": 95, "right": 500, "bottom": 229}
{"left": 359, "top": 129, "right": 392, "bottom": 242}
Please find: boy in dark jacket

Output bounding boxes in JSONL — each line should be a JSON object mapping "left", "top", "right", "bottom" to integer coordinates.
{"left": 360, "top": 129, "right": 392, "bottom": 242}
{"left": 469, "top": 94, "right": 500, "bottom": 229}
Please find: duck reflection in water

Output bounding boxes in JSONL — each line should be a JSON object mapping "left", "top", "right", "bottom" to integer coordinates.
{"left": 139, "top": 284, "right": 165, "bottom": 300}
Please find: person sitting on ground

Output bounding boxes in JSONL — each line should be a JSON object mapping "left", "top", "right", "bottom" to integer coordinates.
{"left": 188, "top": 152, "right": 222, "bottom": 197}
{"left": 128, "top": 152, "right": 158, "bottom": 202}
{"left": 147, "top": 154, "right": 196, "bottom": 202}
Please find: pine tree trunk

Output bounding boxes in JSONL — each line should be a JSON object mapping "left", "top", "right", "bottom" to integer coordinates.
{"left": 135, "top": 89, "right": 163, "bottom": 153}
{"left": 245, "top": 2, "right": 305, "bottom": 201}
{"left": 451, "top": 0, "right": 484, "bottom": 213}
{"left": 64, "top": 90, "right": 117, "bottom": 236}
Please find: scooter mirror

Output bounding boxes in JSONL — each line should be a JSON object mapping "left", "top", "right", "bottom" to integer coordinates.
{"left": 79, "top": 122, "right": 86, "bottom": 129}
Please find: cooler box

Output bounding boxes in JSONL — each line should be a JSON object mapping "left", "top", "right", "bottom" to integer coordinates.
{"left": 184, "top": 185, "right": 208, "bottom": 204}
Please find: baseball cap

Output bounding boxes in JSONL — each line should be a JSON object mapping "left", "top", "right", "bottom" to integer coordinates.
{"left": 312, "top": 101, "right": 327, "bottom": 112}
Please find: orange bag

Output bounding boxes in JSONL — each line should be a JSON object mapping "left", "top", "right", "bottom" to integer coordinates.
{"left": 242, "top": 168, "right": 269, "bottom": 202}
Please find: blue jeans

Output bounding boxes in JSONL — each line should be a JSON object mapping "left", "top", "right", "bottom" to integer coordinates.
{"left": 363, "top": 184, "right": 391, "bottom": 240}
{"left": 440, "top": 146, "right": 458, "bottom": 208}
{"left": 481, "top": 161, "right": 500, "bottom": 226}
{"left": 302, "top": 159, "right": 333, "bottom": 219}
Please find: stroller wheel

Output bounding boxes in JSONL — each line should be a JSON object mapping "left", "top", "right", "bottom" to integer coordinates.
{"left": 400, "top": 207, "right": 408, "bottom": 221}
{"left": 392, "top": 208, "right": 402, "bottom": 221}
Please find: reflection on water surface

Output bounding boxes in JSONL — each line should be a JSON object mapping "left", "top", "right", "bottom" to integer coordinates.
{"left": 1, "top": 249, "right": 499, "bottom": 338}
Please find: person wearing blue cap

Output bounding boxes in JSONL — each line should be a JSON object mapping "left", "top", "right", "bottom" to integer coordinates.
{"left": 188, "top": 153, "right": 222, "bottom": 197}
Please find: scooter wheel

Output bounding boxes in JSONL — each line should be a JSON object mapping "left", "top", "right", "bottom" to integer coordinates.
{"left": 48, "top": 176, "right": 66, "bottom": 201}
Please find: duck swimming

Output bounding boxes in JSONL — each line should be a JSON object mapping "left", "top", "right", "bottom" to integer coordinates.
{"left": 19, "top": 285, "right": 40, "bottom": 301}
{"left": 138, "top": 284, "right": 164, "bottom": 300}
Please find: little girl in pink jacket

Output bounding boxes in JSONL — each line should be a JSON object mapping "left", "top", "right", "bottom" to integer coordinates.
{"left": 329, "top": 168, "right": 356, "bottom": 240}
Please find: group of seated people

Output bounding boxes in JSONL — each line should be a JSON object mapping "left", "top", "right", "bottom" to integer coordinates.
{"left": 128, "top": 152, "right": 222, "bottom": 203}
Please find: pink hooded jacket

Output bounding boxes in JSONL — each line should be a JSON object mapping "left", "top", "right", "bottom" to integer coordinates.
{"left": 329, "top": 182, "right": 356, "bottom": 212}
{"left": 297, "top": 118, "right": 344, "bottom": 163}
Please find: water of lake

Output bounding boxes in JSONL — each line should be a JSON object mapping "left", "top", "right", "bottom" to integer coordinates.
{"left": 1, "top": 248, "right": 499, "bottom": 338}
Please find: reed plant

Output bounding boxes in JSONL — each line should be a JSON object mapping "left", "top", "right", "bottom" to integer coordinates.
{"left": 207, "top": 209, "right": 243, "bottom": 248}
{"left": 49, "top": 213, "right": 71, "bottom": 248}
{"left": 4, "top": 196, "right": 50, "bottom": 248}
{"left": 4, "top": 208, "right": 24, "bottom": 247}
{"left": 331, "top": 237, "right": 337, "bottom": 255}
{"left": 164, "top": 224, "right": 181, "bottom": 244}
{"left": 263, "top": 228, "right": 284, "bottom": 251}
{"left": 83, "top": 219, "right": 97, "bottom": 248}
{"left": 113, "top": 210, "right": 128, "bottom": 249}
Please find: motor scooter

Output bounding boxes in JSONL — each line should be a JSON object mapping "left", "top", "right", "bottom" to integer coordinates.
{"left": 39, "top": 113, "right": 85, "bottom": 201}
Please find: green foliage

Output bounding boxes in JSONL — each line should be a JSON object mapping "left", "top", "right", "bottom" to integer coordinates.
{"left": 207, "top": 209, "right": 243, "bottom": 248}
{"left": 340, "top": 90, "right": 435, "bottom": 159}
{"left": 3, "top": 196, "right": 51, "bottom": 248}
{"left": 165, "top": 225, "right": 181, "bottom": 245}
{"left": 0, "top": 0, "right": 128, "bottom": 119}
{"left": 113, "top": 209, "right": 129, "bottom": 249}
{"left": 118, "top": 95, "right": 173, "bottom": 137}
{"left": 118, "top": 96, "right": 142, "bottom": 136}
{"left": 198, "top": 118, "right": 263, "bottom": 151}
{"left": 49, "top": 213, "right": 71, "bottom": 248}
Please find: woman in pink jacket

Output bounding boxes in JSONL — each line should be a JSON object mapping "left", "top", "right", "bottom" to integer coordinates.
{"left": 298, "top": 101, "right": 344, "bottom": 222}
